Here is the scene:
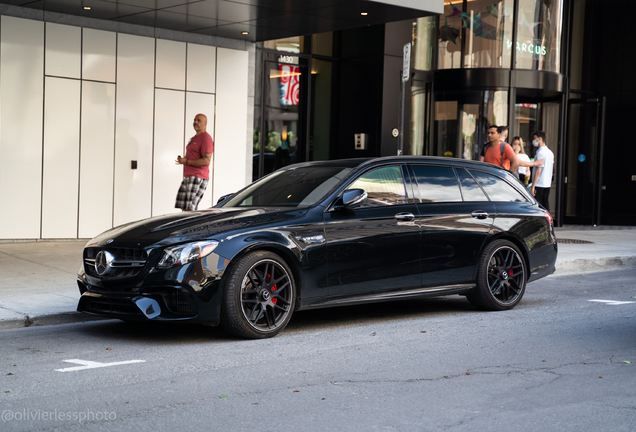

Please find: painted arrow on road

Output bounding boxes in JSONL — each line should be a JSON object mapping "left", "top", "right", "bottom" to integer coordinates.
{"left": 56, "top": 359, "right": 146, "bottom": 372}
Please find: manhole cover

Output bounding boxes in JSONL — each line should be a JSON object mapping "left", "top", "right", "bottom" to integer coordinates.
{"left": 557, "top": 238, "right": 594, "bottom": 244}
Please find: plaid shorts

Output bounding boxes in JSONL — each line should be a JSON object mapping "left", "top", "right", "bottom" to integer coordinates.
{"left": 175, "top": 176, "right": 209, "bottom": 211}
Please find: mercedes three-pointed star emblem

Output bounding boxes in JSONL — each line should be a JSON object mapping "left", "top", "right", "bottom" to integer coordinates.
{"left": 95, "top": 250, "right": 115, "bottom": 276}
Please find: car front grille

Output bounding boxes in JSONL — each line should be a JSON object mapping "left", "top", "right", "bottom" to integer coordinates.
{"left": 84, "top": 247, "right": 149, "bottom": 279}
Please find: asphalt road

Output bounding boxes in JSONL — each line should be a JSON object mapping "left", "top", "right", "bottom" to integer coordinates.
{"left": 1, "top": 269, "right": 635, "bottom": 432}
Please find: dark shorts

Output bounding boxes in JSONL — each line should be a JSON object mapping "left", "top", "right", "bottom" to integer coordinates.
{"left": 175, "top": 177, "right": 209, "bottom": 211}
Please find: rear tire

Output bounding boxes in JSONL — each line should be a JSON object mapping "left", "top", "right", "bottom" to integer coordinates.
{"left": 467, "top": 240, "right": 527, "bottom": 311}
{"left": 221, "top": 251, "right": 295, "bottom": 339}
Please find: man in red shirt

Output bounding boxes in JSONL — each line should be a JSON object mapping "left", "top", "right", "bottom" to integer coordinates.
{"left": 174, "top": 114, "right": 214, "bottom": 211}
{"left": 484, "top": 125, "right": 519, "bottom": 174}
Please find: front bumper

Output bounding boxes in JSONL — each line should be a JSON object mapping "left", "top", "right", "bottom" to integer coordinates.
{"left": 77, "top": 251, "right": 228, "bottom": 325}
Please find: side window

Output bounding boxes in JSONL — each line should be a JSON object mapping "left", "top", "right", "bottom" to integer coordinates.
{"left": 456, "top": 169, "right": 489, "bottom": 201}
{"left": 410, "top": 165, "right": 462, "bottom": 203}
{"left": 468, "top": 170, "right": 529, "bottom": 202}
{"left": 347, "top": 165, "right": 407, "bottom": 208}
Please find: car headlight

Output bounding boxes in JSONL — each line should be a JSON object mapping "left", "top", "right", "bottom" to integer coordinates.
{"left": 157, "top": 241, "right": 219, "bottom": 269}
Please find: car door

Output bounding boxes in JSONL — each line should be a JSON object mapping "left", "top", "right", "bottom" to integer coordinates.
{"left": 324, "top": 164, "right": 421, "bottom": 297}
{"left": 408, "top": 164, "right": 495, "bottom": 286}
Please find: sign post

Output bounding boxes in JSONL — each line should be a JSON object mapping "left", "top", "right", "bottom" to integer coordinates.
{"left": 398, "top": 42, "right": 411, "bottom": 156}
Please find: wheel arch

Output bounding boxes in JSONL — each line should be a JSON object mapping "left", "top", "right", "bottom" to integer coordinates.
{"left": 475, "top": 233, "right": 530, "bottom": 281}
{"left": 221, "top": 242, "right": 304, "bottom": 311}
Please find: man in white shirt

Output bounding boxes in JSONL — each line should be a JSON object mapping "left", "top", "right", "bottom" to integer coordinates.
{"left": 530, "top": 131, "right": 555, "bottom": 212}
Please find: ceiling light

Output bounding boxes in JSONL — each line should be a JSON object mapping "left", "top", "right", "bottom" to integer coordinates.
{"left": 361, "top": 12, "right": 368, "bottom": 16}
{"left": 241, "top": 31, "right": 249, "bottom": 35}
{"left": 83, "top": 6, "right": 91, "bottom": 10}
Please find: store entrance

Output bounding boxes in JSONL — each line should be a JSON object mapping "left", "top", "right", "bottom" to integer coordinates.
{"left": 564, "top": 98, "right": 606, "bottom": 225}
{"left": 254, "top": 54, "right": 308, "bottom": 181}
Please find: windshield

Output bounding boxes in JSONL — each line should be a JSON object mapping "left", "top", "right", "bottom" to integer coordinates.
{"left": 222, "top": 166, "right": 353, "bottom": 208}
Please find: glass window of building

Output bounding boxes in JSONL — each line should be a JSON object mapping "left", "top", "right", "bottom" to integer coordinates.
{"left": 438, "top": 1, "right": 513, "bottom": 69}
{"left": 413, "top": 16, "right": 435, "bottom": 71}
{"left": 263, "top": 36, "right": 306, "bottom": 53}
{"left": 433, "top": 90, "right": 508, "bottom": 161}
{"left": 438, "top": 2, "right": 464, "bottom": 69}
{"left": 515, "top": 0, "right": 564, "bottom": 71}
{"left": 463, "top": 0, "right": 514, "bottom": 68}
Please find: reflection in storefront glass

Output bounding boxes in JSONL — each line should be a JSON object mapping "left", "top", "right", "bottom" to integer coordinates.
{"left": 438, "top": 2, "right": 463, "bottom": 69}
{"left": 438, "top": 0, "right": 514, "bottom": 69}
{"left": 263, "top": 36, "right": 305, "bottom": 53}
{"left": 463, "top": 0, "right": 514, "bottom": 68}
{"left": 515, "top": 0, "right": 563, "bottom": 71}
{"left": 433, "top": 90, "right": 508, "bottom": 160}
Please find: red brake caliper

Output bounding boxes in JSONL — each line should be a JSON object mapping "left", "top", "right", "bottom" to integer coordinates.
{"left": 267, "top": 273, "right": 278, "bottom": 304}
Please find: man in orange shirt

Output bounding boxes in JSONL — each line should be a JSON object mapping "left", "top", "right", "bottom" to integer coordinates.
{"left": 484, "top": 125, "right": 519, "bottom": 174}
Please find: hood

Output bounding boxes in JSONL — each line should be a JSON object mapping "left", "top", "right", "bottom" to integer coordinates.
{"left": 86, "top": 207, "right": 308, "bottom": 250}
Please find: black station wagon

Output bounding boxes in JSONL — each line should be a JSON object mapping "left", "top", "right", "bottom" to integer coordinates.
{"left": 77, "top": 156, "right": 557, "bottom": 338}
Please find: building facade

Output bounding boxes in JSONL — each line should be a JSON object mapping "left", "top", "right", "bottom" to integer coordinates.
{"left": 253, "top": 0, "right": 635, "bottom": 227}
{"left": 1, "top": 0, "right": 632, "bottom": 241}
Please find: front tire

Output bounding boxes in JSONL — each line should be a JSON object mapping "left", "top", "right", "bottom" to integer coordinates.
{"left": 221, "top": 251, "right": 296, "bottom": 339}
{"left": 467, "top": 240, "right": 527, "bottom": 311}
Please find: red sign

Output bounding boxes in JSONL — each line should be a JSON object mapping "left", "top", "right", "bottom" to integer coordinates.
{"left": 279, "top": 65, "right": 300, "bottom": 106}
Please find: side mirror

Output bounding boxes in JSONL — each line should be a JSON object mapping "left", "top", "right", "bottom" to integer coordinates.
{"left": 341, "top": 189, "right": 367, "bottom": 210}
{"left": 216, "top": 193, "right": 233, "bottom": 205}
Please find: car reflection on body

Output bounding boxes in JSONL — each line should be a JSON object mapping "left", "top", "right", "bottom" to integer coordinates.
{"left": 77, "top": 156, "right": 557, "bottom": 339}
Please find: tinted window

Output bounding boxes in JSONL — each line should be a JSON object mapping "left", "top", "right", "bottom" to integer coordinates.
{"left": 410, "top": 165, "right": 462, "bottom": 202}
{"left": 348, "top": 165, "right": 407, "bottom": 208}
{"left": 223, "top": 166, "right": 352, "bottom": 207}
{"left": 456, "top": 168, "right": 489, "bottom": 201}
{"left": 468, "top": 170, "right": 528, "bottom": 202}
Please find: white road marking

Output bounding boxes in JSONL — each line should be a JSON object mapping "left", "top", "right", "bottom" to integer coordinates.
{"left": 588, "top": 299, "right": 636, "bottom": 306}
{"left": 55, "top": 359, "right": 145, "bottom": 372}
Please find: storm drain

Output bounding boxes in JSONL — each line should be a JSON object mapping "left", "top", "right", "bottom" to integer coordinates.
{"left": 557, "top": 238, "right": 594, "bottom": 244}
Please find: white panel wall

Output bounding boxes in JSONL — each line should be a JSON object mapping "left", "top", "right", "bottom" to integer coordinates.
{"left": 156, "top": 39, "right": 186, "bottom": 90}
{"left": 83, "top": 28, "right": 116, "bottom": 82}
{"left": 187, "top": 43, "right": 216, "bottom": 94}
{"left": 45, "top": 23, "right": 81, "bottom": 79}
{"left": 113, "top": 34, "right": 155, "bottom": 226}
{"left": 0, "top": 16, "right": 44, "bottom": 239}
{"left": 42, "top": 77, "right": 81, "bottom": 238}
{"left": 153, "top": 89, "right": 185, "bottom": 216}
{"left": 79, "top": 82, "right": 116, "bottom": 239}
{"left": 214, "top": 48, "right": 249, "bottom": 202}
{"left": 185, "top": 92, "right": 216, "bottom": 208}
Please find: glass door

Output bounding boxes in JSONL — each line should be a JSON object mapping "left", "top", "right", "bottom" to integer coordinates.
{"left": 564, "top": 98, "right": 606, "bottom": 225}
{"left": 254, "top": 56, "right": 308, "bottom": 180}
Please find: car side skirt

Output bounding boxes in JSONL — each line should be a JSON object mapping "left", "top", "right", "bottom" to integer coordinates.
{"left": 298, "top": 284, "right": 475, "bottom": 310}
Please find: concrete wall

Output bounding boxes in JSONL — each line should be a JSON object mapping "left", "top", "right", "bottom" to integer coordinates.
{"left": 0, "top": 15, "right": 251, "bottom": 240}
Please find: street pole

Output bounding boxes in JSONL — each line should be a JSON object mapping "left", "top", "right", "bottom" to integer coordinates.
{"left": 398, "top": 42, "right": 411, "bottom": 156}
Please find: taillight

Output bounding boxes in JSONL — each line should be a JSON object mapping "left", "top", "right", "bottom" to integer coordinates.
{"left": 544, "top": 211, "right": 553, "bottom": 226}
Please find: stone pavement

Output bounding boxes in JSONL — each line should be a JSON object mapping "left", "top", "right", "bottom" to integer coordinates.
{"left": 1, "top": 226, "right": 635, "bottom": 330}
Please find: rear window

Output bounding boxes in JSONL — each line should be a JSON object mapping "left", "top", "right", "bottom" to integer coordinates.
{"left": 468, "top": 170, "right": 529, "bottom": 202}
{"left": 410, "top": 165, "right": 462, "bottom": 202}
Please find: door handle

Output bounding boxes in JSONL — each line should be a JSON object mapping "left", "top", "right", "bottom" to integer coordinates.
{"left": 395, "top": 212, "right": 415, "bottom": 222}
{"left": 471, "top": 211, "right": 489, "bottom": 220}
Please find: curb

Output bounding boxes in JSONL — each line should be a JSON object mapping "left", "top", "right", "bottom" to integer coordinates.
{"left": 0, "top": 312, "right": 109, "bottom": 331}
{"left": 553, "top": 256, "right": 636, "bottom": 276}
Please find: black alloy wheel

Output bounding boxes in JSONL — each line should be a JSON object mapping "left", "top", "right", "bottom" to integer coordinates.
{"left": 221, "top": 251, "right": 295, "bottom": 339}
{"left": 467, "top": 239, "right": 527, "bottom": 311}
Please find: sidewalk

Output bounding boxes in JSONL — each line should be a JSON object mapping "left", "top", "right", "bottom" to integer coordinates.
{"left": 1, "top": 226, "right": 636, "bottom": 330}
